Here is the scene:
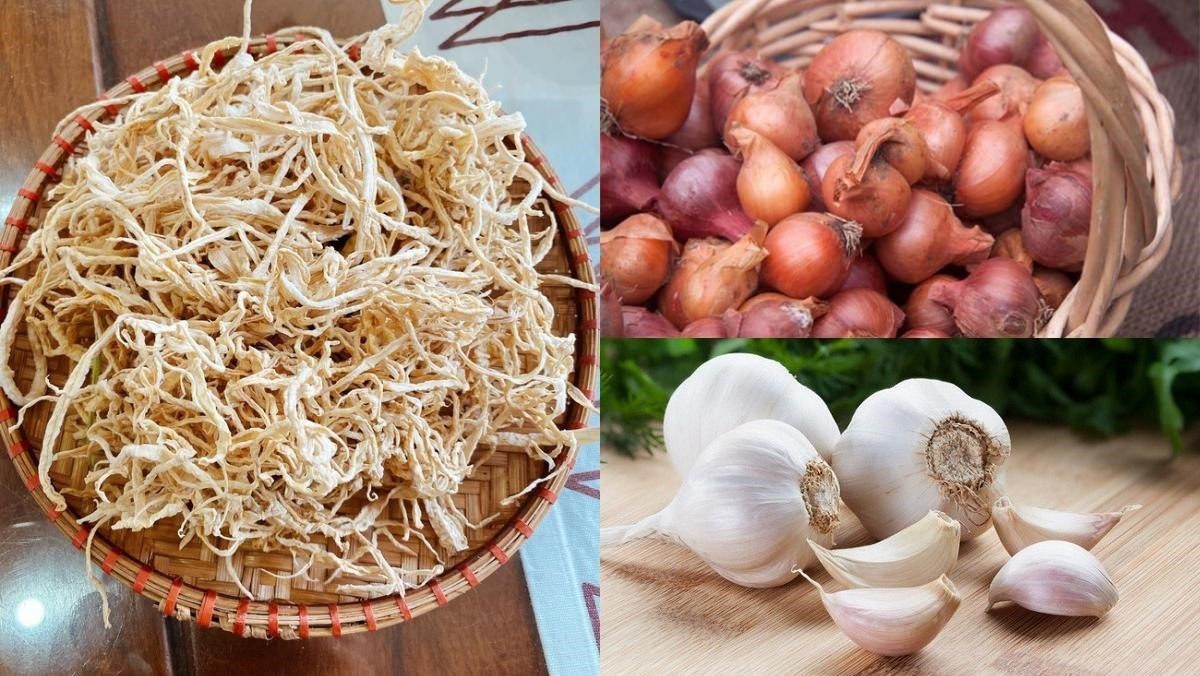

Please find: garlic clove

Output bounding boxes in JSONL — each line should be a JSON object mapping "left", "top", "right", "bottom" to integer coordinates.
{"left": 992, "top": 496, "right": 1141, "bottom": 554}
{"left": 800, "top": 570, "right": 961, "bottom": 657}
{"left": 808, "top": 510, "right": 960, "bottom": 588}
{"left": 988, "top": 540, "right": 1118, "bottom": 617}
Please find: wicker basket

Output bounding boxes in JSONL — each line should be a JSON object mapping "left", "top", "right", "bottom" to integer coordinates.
{"left": 0, "top": 33, "right": 598, "bottom": 638}
{"left": 702, "top": 0, "right": 1180, "bottom": 337}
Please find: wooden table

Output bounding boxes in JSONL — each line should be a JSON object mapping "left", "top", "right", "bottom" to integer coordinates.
{"left": 601, "top": 424, "right": 1200, "bottom": 675}
{"left": 0, "top": 2, "right": 545, "bottom": 674}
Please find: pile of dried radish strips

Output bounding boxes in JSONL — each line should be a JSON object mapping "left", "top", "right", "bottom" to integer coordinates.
{"left": 0, "top": 0, "right": 590, "bottom": 624}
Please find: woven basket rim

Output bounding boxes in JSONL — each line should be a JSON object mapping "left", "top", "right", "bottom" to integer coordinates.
{"left": 0, "top": 31, "right": 598, "bottom": 639}
{"left": 698, "top": 0, "right": 1180, "bottom": 337}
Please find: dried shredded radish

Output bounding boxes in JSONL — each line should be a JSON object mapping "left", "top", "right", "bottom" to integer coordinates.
{"left": 0, "top": 0, "right": 592, "bottom": 626}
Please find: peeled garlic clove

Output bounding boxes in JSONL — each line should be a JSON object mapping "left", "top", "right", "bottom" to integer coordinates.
{"left": 992, "top": 496, "right": 1141, "bottom": 554}
{"left": 602, "top": 419, "right": 841, "bottom": 588}
{"left": 808, "top": 510, "right": 960, "bottom": 588}
{"left": 801, "top": 571, "right": 961, "bottom": 656}
{"left": 663, "top": 352, "right": 840, "bottom": 475}
{"left": 832, "top": 378, "right": 1010, "bottom": 541}
{"left": 988, "top": 540, "right": 1118, "bottom": 617}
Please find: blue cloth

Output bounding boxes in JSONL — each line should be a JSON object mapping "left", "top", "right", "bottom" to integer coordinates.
{"left": 380, "top": 4, "right": 600, "bottom": 674}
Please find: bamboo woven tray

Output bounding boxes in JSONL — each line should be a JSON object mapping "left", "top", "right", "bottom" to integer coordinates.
{"left": 701, "top": 0, "right": 1181, "bottom": 337}
{"left": 0, "top": 32, "right": 598, "bottom": 639}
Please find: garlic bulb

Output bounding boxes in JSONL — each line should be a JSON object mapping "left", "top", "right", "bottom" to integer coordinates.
{"left": 988, "top": 540, "right": 1118, "bottom": 617}
{"left": 601, "top": 419, "right": 840, "bottom": 587}
{"left": 663, "top": 352, "right": 840, "bottom": 475}
{"left": 832, "top": 379, "right": 1010, "bottom": 541}
{"left": 808, "top": 510, "right": 960, "bottom": 588}
{"left": 801, "top": 570, "right": 961, "bottom": 656}
{"left": 992, "top": 497, "right": 1141, "bottom": 554}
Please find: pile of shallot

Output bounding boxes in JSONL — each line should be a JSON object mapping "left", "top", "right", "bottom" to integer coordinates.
{"left": 600, "top": 7, "right": 1092, "bottom": 338}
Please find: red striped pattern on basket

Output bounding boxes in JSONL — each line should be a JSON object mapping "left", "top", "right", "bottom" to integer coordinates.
{"left": 298, "top": 606, "right": 310, "bottom": 639}
{"left": 7, "top": 439, "right": 28, "bottom": 459}
{"left": 133, "top": 565, "right": 152, "bottom": 594}
{"left": 488, "top": 543, "right": 510, "bottom": 564}
{"left": 430, "top": 578, "right": 448, "bottom": 606}
{"left": 395, "top": 595, "right": 412, "bottom": 621}
{"left": 101, "top": 547, "right": 121, "bottom": 574}
{"left": 513, "top": 517, "right": 533, "bottom": 538}
{"left": 362, "top": 601, "right": 378, "bottom": 631}
{"left": 163, "top": 578, "right": 184, "bottom": 615}
{"left": 74, "top": 114, "right": 96, "bottom": 133}
{"left": 197, "top": 590, "right": 217, "bottom": 627}
{"left": 71, "top": 526, "right": 90, "bottom": 549}
{"left": 233, "top": 598, "right": 251, "bottom": 636}
{"left": 458, "top": 564, "right": 479, "bottom": 588}
{"left": 327, "top": 604, "right": 341, "bottom": 637}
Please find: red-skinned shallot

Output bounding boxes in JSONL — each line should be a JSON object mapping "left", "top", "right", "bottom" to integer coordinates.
{"left": 928, "top": 258, "right": 1041, "bottom": 337}
{"left": 658, "top": 151, "right": 754, "bottom": 241}
{"left": 602, "top": 19, "right": 708, "bottom": 139}
{"left": 600, "top": 214, "right": 677, "bottom": 305}
{"left": 660, "top": 223, "right": 769, "bottom": 328}
{"left": 730, "top": 127, "right": 810, "bottom": 225}
{"left": 875, "top": 190, "right": 994, "bottom": 284}
{"left": 803, "top": 30, "right": 917, "bottom": 141}
{"left": 760, "top": 213, "right": 863, "bottom": 299}
{"left": 811, "top": 288, "right": 905, "bottom": 338}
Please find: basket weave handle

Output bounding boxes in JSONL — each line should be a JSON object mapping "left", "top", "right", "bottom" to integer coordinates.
{"left": 1024, "top": 0, "right": 1156, "bottom": 334}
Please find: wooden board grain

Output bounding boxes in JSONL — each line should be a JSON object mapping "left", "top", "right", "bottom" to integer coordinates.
{"left": 600, "top": 424, "right": 1200, "bottom": 675}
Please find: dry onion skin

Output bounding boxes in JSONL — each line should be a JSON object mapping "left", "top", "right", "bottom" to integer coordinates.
{"left": 0, "top": 0, "right": 593, "bottom": 624}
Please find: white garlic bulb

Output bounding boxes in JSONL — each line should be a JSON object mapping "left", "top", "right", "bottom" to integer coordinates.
{"left": 832, "top": 378, "right": 1010, "bottom": 541}
{"left": 663, "top": 352, "right": 840, "bottom": 476}
{"left": 601, "top": 419, "right": 840, "bottom": 588}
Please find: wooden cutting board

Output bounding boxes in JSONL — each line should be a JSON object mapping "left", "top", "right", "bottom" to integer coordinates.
{"left": 600, "top": 424, "right": 1200, "bottom": 675}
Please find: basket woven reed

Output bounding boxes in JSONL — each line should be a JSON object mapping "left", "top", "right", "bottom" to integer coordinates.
{"left": 702, "top": 0, "right": 1180, "bottom": 337}
{"left": 0, "top": 33, "right": 598, "bottom": 638}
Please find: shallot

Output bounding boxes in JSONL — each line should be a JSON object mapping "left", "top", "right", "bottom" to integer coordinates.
{"left": 823, "top": 153, "right": 911, "bottom": 238}
{"left": 761, "top": 213, "right": 862, "bottom": 299}
{"left": 802, "top": 141, "right": 855, "bottom": 211}
{"left": 929, "top": 258, "right": 1041, "bottom": 337}
{"left": 658, "top": 151, "right": 754, "bottom": 241}
{"left": 1021, "top": 164, "right": 1091, "bottom": 272}
{"left": 804, "top": 31, "right": 916, "bottom": 141}
{"left": 660, "top": 223, "right": 768, "bottom": 328}
{"left": 726, "top": 72, "right": 818, "bottom": 161}
{"left": 812, "top": 288, "right": 904, "bottom": 338}
{"left": 622, "top": 306, "right": 681, "bottom": 337}
{"left": 955, "top": 120, "right": 1028, "bottom": 217}
{"left": 875, "top": 190, "right": 993, "bottom": 284}
{"left": 601, "top": 133, "right": 659, "bottom": 226}
{"left": 730, "top": 127, "right": 810, "bottom": 225}
{"left": 709, "top": 50, "right": 782, "bottom": 133}
{"left": 904, "top": 275, "right": 958, "bottom": 336}
{"left": 959, "top": 6, "right": 1040, "bottom": 81}
{"left": 1024, "top": 76, "right": 1089, "bottom": 161}
{"left": 600, "top": 214, "right": 676, "bottom": 305}
{"left": 601, "top": 19, "right": 708, "bottom": 139}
